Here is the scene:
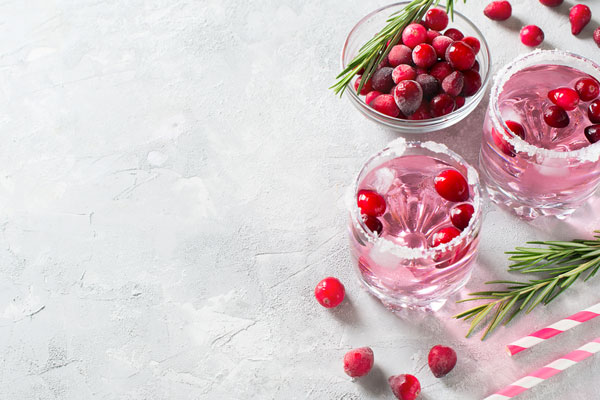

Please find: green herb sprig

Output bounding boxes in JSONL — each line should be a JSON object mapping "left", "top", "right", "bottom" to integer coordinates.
{"left": 454, "top": 232, "right": 600, "bottom": 340}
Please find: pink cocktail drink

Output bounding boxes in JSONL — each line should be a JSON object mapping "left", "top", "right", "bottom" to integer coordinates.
{"left": 480, "top": 51, "right": 600, "bottom": 219}
{"left": 348, "top": 140, "right": 482, "bottom": 311}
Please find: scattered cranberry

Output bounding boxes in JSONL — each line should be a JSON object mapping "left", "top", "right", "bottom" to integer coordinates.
{"left": 484, "top": 1, "right": 512, "bottom": 21}
{"left": 570, "top": 4, "right": 591, "bottom": 36}
{"left": 402, "top": 23, "right": 428, "bottom": 49}
{"left": 371, "top": 67, "right": 395, "bottom": 93}
{"left": 365, "top": 91, "right": 382, "bottom": 105}
{"left": 575, "top": 78, "right": 600, "bottom": 101}
{"left": 426, "top": 29, "right": 441, "bottom": 44}
{"left": 428, "top": 345, "right": 458, "bottom": 378}
{"left": 462, "top": 37, "right": 481, "bottom": 55}
{"left": 520, "top": 25, "right": 544, "bottom": 47}
{"left": 388, "top": 44, "right": 413, "bottom": 67}
{"left": 544, "top": 105, "right": 570, "bottom": 128}
{"left": 354, "top": 76, "right": 372, "bottom": 95}
{"left": 369, "top": 94, "right": 401, "bottom": 117}
{"left": 425, "top": 8, "right": 449, "bottom": 31}
{"left": 445, "top": 41, "right": 476, "bottom": 71}
{"left": 584, "top": 125, "right": 600, "bottom": 144}
{"left": 343, "top": 347, "right": 374, "bottom": 378}
{"left": 442, "top": 71, "right": 464, "bottom": 97}
{"left": 539, "top": 0, "right": 563, "bottom": 6}
{"left": 492, "top": 120, "right": 525, "bottom": 157}
{"left": 357, "top": 189, "right": 386, "bottom": 217}
{"left": 407, "top": 102, "right": 432, "bottom": 120}
{"left": 430, "top": 93, "right": 456, "bottom": 117}
{"left": 444, "top": 28, "right": 464, "bottom": 41}
{"left": 389, "top": 374, "right": 421, "bottom": 400}
{"left": 589, "top": 99, "right": 600, "bottom": 123}
{"left": 471, "top": 60, "right": 480, "bottom": 72}
{"left": 548, "top": 87, "right": 580, "bottom": 111}
{"left": 315, "top": 277, "right": 345, "bottom": 308}
{"left": 412, "top": 43, "right": 437, "bottom": 68}
{"left": 429, "top": 61, "right": 453, "bottom": 81}
{"left": 394, "top": 80, "right": 424, "bottom": 116}
{"left": 416, "top": 74, "right": 440, "bottom": 100}
{"left": 362, "top": 214, "right": 383, "bottom": 235}
{"left": 461, "top": 70, "right": 482, "bottom": 96}
{"left": 432, "top": 227, "right": 461, "bottom": 247}
{"left": 392, "top": 64, "right": 417, "bottom": 84}
{"left": 455, "top": 96, "right": 466, "bottom": 109}
{"left": 594, "top": 27, "right": 600, "bottom": 48}
{"left": 432, "top": 36, "right": 453, "bottom": 59}
{"left": 434, "top": 169, "right": 469, "bottom": 202}
{"left": 450, "top": 203, "right": 474, "bottom": 230}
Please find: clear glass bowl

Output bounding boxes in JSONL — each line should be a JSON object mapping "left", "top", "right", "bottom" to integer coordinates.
{"left": 340, "top": 2, "right": 491, "bottom": 133}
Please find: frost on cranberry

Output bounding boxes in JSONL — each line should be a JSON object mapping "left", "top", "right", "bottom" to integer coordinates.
{"left": 429, "top": 61, "right": 453, "bottom": 81}
{"left": 365, "top": 91, "right": 383, "bottom": 105}
{"left": 584, "top": 125, "right": 600, "bottom": 144}
{"left": 539, "top": 0, "right": 563, "bottom": 6}
{"left": 445, "top": 41, "right": 475, "bottom": 71}
{"left": 394, "top": 80, "right": 424, "bottom": 116}
{"left": 362, "top": 214, "right": 383, "bottom": 235}
{"left": 461, "top": 70, "right": 482, "bottom": 96}
{"left": 434, "top": 169, "right": 469, "bottom": 202}
{"left": 462, "top": 37, "right": 481, "bottom": 55}
{"left": 428, "top": 345, "right": 458, "bottom": 378}
{"left": 354, "top": 76, "right": 372, "bottom": 95}
{"left": 595, "top": 27, "right": 600, "bottom": 48}
{"left": 426, "top": 29, "right": 441, "bottom": 44}
{"left": 450, "top": 203, "right": 474, "bottom": 230}
{"left": 432, "top": 36, "right": 453, "bottom": 60}
{"left": 370, "top": 94, "right": 401, "bottom": 117}
{"left": 455, "top": 96, "right": 466, "bottom": 109}
{"left": 416, "top": 74, "right": 440, "bottom": 100}
{"left": 570, "top": 4, "right": 591, "bottom": 36}
{"left": 425, "top": 8, "right": 449, "bottom": 31}
{"left": 430, "top": 93, "right": 456, "bottom": 117}
{"left": 544, "top": 105, "right": 570, "bottom": 128}
{"left": 402, "top": 23, "right": 428, "bottom": 49}
{"left": 575, "top": 78, "right": 600, "bottom": 102}
{"left": 548, "top": 87, "right": 580, "bottom": 111}
{"left": 388, "top": 44, "right": 413, "bottom": 67}
{"left": 407, "top": 102, "right": 432, "bottom": 120}
{"left": 442, "top": 71, "right": 464, "bottom": 97}
{"left": 371, "top": 67, "right": 395, "bottom": 93}
{"left": 412, "top": 43, "right": 437, "bottom": 68}
{"left": 314, "top": 277, "right": 345, "bottom": 308}
{"left": 484, "top": 1, "right": 512, "bottom": 21}
{"left": 520, "top": 25, "right": 544, "bottom": 47}
{"left": 392, "top": 64, "right": 417, "bottom": 84}
{"left": 444, "top": 28, "right": 464, "bottom": 41}
{"left": 343, "top": 347, "right": 374, "bottom": 378}
{"left": 388, "top": 374, "right": 421, "bottom": 400}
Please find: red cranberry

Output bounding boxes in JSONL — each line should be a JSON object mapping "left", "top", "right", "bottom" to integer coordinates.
{"left": 365, "top": 91, "right": 383, "bottom": 105}
{"left": 471, "top": 60, "right": 480, "bottom": 72}
{"left": 595, "top": 27, "right": 600, "bottom": 48}
{"left": 548, "top": 87, "right": 580, "bottom": 111}
{"left": 378, "top": 57, "right": 390, "bottom": 69}
{"left": 371, "top": 67, "right": 395, "bottom": 93}
{"left": 357, "top": 189, "right": 386, "bottom": 216}
{"left": 354, "top": 76, "right": 372, "bottom": 95}
{"left": 361, "top": 214, "right": 383, "bottom": 235}
{"left": 589, "top": 99, "right": 600, "bottom": 123}
{"left": 444, "top": 28, "right": 464, "bottom": 41}
{"left": 415, "top": 67, "right": 428, "bottom": 76}
{"left": 575, "top": 78, "right": 600, "bottom": 101}
{"left": 369, "top": 94, "right": 401, "bottom": 117}
{"left": 461, "top": 70, "right": 482, "bottom": 96}
{"left": 432, "top": 226, "right": 461, "bottom": 247}
{"left": 425, "top": 8, "right": 449, "bottom": 31}
{"left": 314, "top": 277, "right": 345, "bottom": 308}
{"left": 388, "top": 44, "right": 413, "bottom": 67}
{"left": 412, "top": 43, "right": 437, "bottom": 68}
{"left": 428, "top": 345, "right": 458, "bottom": 378}
{"left": 426, "top": 29, "right": 441, "bottom": 44}
{"left": 462, "top": 37, "right": 481, "bottom": 55}
{"left": 430, "top": 93, "right": 456, "bottom": 117}
{"left": 520, "top": 25, "right": 544, "bottom": 47}
{"left": 455, "top": 96, "right": 466, "bottom": 109}
{"left": 442, "top": 71, "right": 464, "bottom": 97}
{"left": 584, "top": 125, "right": 600, "bottom": 144}
{"left": 539, "top": 0, "right": 563, "bottom": 6}
{"left": 392, "top": 64, "right": 417, "bottom": 84}
{"left": 343, "top": 347, "right": 374, "bottom": 378}
{"left": 388, "top": 374, "right": 421, "bottom": 400}
{"left": 570, "top": 4, "right": 591, "bottom": 36}
{"left": 445, "top": 41, "right": 476, "bottom": 71}
{"left": 434, "top": 169, "right": 469, "bottom": 202}
{"left": 429, "top": 61, "right": 453, "bottom": 81}
{"left": 484, "top": 1, "right": 512, "bottom": 21}
{"left": 450, "top": 203, "right": 474, "bottom": 230}
{"left": 492, "top": 120, "right": 525, "bottom": 157}
{"left": 393, "top": 80, "right": 424, "bottom": 116}
{"left": 407, "top": 102, "right": 432, "bottom": 120}
{"left": 432, "top": 36, "right": 453, "bottom": 60}
{"left": 543, "top": 105, "right": 570, "bottom": 128}
{"left": 416, "top": 74, "right": 440, "bottom": 100}
{"left": 402, "top": 23, "right": 428, "bottom": 49}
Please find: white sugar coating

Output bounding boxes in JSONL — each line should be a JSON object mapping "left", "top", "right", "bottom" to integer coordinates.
{"left": 491, "top": 49, "right": 600, "bottom": 162}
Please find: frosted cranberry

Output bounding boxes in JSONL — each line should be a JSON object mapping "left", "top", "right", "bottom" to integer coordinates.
{"left": 314, "top": 277, "right": 345, "bottom": 308}
{"left": 365, "top": 91, "right": 383, "bottom": 105}
{"left": 354, "top": 76, "right": 372, "bottom": 95}
{"left": 415, "top": 67, "right": 428, "bottom": 76}
{"left": 389, "top": 374, "right": 421, "bottom": 400}
{"left": 442, "top": 71, "right": 464, "bottom": 97}
{"left": 343, "top": 347, "right": 374, "bottom": 378}
{"left": 434, "top": 169, "right": 469, "bottom": 202}
{"left": 432, "top": 227, "right": 461, "bottom": 247}
{"left": 444, "top": 28, "right": 464, "bottom": 41}
{"left": 484, "top": 1, "right": 512, "bottom": 21}
{"left": 357, "top": 189, "right": 386, "bottom": 216}
{"left": 544, "top": 105, "right": 570, "bottom": 128}
{"left": 539, "top": 0, "right": 563, "bottom": 6}
{"left": 425, "top": 8, "right": 449, "bottom": 31}
{"left": 393, "top": 80, "right": 424, "bottom": 116}
{"left": 584, "top": 125, "right": 600, "bottom": 144}
{"left": 392, "top": 64, "right": 417, "bottom": 84}
{"left": 455, "top": 96, "right": 466, "bottom": 109}
{"left": 570, "top": 4, "right": 591, "bottom": 36}
{"left": 371, "top": 67, "right": 395, "bottom": 92}
{"left": 412, "top": 44, "right": 437, "bottom": 68}
{"left": 378, "top": 57, "right": 390, "bottom": 69}
{"left": 388, "top": 44, "right": 413, "bottom": 67}
{"left": 520, "top": 25, "right": 544, "bottom": 47}
{"left": 589, "top": 100, "right": 600, "bottom": 123}
{"left": 407, "top": 102, "right": 432, "bottom": 120}
{"left": 446, "top": 42, "right": 476, "bottom": 71}
{"left": 416, "top": 74, "right": 440, "bottom": 100}
{"left": 430, "top": 93, "right": 455, "bottom": 117}
{"left": 431, "top": 36, "right": 453, "bottom": 59}
{"left": 450, "top": 203, "right": 474, "bottom": 230}
{"left": 462, "top": 36, "right": 481, "bottom": 55}
{"left": 471, "top": 60, "right": 480, "bottom": 72}
{"left": 492, "top": 120, "right": 525, "bottom": 157}
{"left": 548, "top": 87, "right": 580, "bottom": 111}
{"left": 402, "top": 23, "right": 428, "bottom": 49}
{"left": 575, "top": 78, "right": 600, "bottom": 101}
{"left": 461, "top": 70, "right": 482, "bottom": 96}
{"left": 369, "top": 94, "right": 401, "bottom": 117}
{"left": 361, "top": 214, "right": 383, "bottom": 235}
{"left": 595, "top": 28, "right": 600, "bottom": 48}
{"left": 429, "top": 61, "right": 453, "bottom": 81}
{"left": 428, "top": 345, "right": 458, "bottom": 378}
{"left": 426, "top": 29, "right": 441, "bottom": 44}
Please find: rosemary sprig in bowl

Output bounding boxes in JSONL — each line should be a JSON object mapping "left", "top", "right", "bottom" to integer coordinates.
{"left": 454, "top": 231, "right": 600, "bottom": 339}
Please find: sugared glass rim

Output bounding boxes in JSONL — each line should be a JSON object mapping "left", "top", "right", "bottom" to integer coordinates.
{"left": 348, "top": 138, "right": 483, "bottom": 260}
{"left": 491, "top": 50, "right": 600, "bottom": 162}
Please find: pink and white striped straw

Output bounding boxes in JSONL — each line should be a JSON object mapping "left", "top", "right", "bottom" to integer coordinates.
{"left": 506, "top": 301, "right": 600, "bottom": 356}
{"left": 484, "top": 337, "right": 600, "bottom": 399}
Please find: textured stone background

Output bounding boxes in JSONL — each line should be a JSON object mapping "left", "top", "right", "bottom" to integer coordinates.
{"left": 1, "top": 0, "right": 599, "bottom": 399}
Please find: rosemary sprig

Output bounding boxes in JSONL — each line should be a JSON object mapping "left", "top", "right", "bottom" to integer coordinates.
{"left": 454, "top": 231, "right": 600, "bottom": 340}
{"left": 331, "top": 0, "right": 465, "bottom": 96}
